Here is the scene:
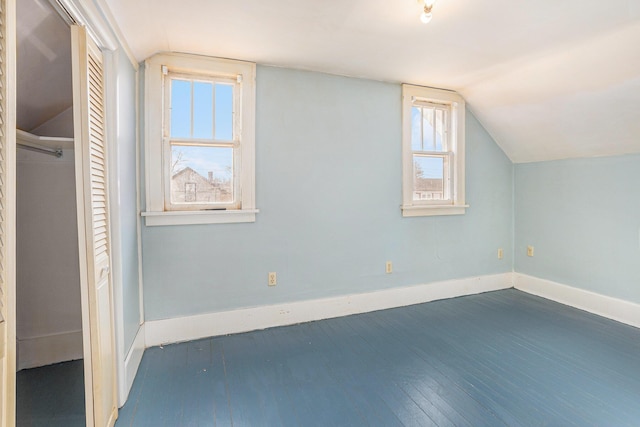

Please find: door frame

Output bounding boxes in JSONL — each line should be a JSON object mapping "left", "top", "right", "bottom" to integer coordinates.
{"left": 16, "top": 0, "right": 119, "bottom": 427}
{"left": 5, "top": 0, "right": 135, "bottom": 424}
{"left": 1, "top": 0, "right": 17, "bottom": 425}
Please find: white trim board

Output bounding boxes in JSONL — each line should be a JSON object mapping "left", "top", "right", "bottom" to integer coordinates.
{"left": 515, "top": 273, "right": 640, "bottom": 329}
{"left": 145, "top": 273, "right": 513, "bottom": 347}
{"left": 119, "top": 324, "right": 145, "bottom": 407}
{"left": 17, "top": 330, "right": 83, "bottom": 371}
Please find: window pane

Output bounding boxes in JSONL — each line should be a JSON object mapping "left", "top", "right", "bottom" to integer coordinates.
{"left": 422, "top": 108, "right": 435, "bottom": 151}
{"left": 435, "top": 109, "right": 445, "bottom": 151}
{"left": 411, "top": 107, "right": 422, "bottom": 151}
{"left": 170, "top": 145, "right": 233, "bottom": 204}
{"left": 171, "top": 79, "right": 192, "bottom": 138}
{"left": 215, "top": 83, "right": 234, "bottom": 141}
{"left": 413, "top": 155, "right": 445, "bottom": 201}
{"left": 193, "top": 81, "right": 213, "bottom": 139}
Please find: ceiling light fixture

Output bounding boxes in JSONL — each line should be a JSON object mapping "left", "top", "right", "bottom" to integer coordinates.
{"left": 418, "top": 0, "right": 436, "bottom": 24}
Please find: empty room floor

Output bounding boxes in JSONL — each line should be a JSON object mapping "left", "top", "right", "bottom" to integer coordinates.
{"left": 115, "top": 289, "right": 640, "bottom": 426}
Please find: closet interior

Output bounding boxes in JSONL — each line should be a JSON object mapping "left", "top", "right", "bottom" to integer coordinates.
{"left": 16, "top": 0, "right": 85, "bottom": 424}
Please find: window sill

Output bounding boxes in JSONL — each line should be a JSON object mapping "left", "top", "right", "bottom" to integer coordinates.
{"left": 142, "top": 209, "right": 259, "bottom": 226}
{"left": 401, "top": 204, "right": 468, "bottom": 217}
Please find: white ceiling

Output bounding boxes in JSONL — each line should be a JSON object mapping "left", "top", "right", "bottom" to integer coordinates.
{"left": 21, "top": 0, "right": 640, "bottom": 162}
{"left": 17, "top": 0, "right": 72, "bottom": 133}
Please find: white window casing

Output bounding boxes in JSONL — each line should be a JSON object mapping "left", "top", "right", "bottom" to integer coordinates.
{"left": 143, "top": 53, "right": 257, "bottom": 226}
{"left": 401, "top": 84, "right": 468, "bottom": 217}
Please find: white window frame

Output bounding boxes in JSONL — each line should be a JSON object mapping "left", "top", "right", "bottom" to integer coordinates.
{"left": 401, "top": 84, "right": 467, "bottom": 217}
{"left": 142, "top": 53, "right": 257, "bottom": 226}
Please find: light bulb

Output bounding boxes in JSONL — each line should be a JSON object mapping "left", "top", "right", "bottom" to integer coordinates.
{"left": 424, "top": 0, "right": 436, "bottom": 8}
{"left": 420, "top": 10, "right": 433, "bottom": 23}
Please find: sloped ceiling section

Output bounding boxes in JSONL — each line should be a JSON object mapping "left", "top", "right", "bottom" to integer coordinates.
{"left": 465, "top": 22, "right": 640, "bottom": 163}
{"left": 104, "top": 0, "right": 640, "bottom": 163}
{"left": 17, "top": 0, "right": 72, "bottom": 134}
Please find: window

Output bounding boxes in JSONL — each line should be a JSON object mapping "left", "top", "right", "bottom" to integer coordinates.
{"left": 166, "top": 74, "right": 236, "bottom": 209}
{"left": 143, "top": 53, "right": 257, "bottom": 226}
{"left": 401, "top": 84, "right": 467, "bottom": 217}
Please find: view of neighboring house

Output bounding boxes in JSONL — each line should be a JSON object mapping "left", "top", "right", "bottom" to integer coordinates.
{"left": 414, "top": 177, "right": 444, "bottom": 200}
{"left": 170, "top": 167, "right": 232, "bottom": 204}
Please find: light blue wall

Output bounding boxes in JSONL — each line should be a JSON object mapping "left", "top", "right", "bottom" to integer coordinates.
{"left": 514, "top": 155, "right": 640, "bottom": 303}
{"left": 114, "top": 48, "right": 141, "bottom": 352}
{"left": 141, "top": 66, "right": 513, "bottom": 321}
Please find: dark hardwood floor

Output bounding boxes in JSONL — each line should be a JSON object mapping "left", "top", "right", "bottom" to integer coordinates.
{"left": 18, "top": 289, "right": 640, "bottom": 426}
{"left": 117, "top": 289, "right": 640, "bottom": 426}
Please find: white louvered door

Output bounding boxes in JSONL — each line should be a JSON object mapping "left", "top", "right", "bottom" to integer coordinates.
{"left": 0, "top": 0, "right": 16, "bottom": 425}
{"left": 71, "top": 25, "right": 117, "bottom": 427}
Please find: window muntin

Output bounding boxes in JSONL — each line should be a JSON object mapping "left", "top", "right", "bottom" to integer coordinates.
{"left": 402, "top": 84, "right": 466, "bottom": 217}
{"left": 168, "top": 76, "right": 235, "bottom": 141}
{"left": 411, "top": 102, "right": 448, "bottom": 152}
{"left": 164, "top": 73, "right": 240, "bottom": 210}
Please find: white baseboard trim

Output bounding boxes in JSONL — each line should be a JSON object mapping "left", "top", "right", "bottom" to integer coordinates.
{"left": 514, "top": 273, "right": 640, "bottom": 329}
{"left": 119, "top": 324, "right": 145, "bottom": 407}
{"left": 17, "top": 330, "right": 83, "bottom": 371}
{"left": 145, "top": 272, "right": 513, "bottom": 347}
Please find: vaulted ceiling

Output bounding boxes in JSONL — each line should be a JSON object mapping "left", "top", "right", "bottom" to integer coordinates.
{"left": 17, "top": 0, "right": 72, "bottom": 134}
{"left": 19, "top": 0, "right": 640, "bottom": 163}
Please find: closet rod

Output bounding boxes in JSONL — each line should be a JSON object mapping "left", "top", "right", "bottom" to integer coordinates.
{"left": 17, "top": 143, "right": 63, "bottom": 158}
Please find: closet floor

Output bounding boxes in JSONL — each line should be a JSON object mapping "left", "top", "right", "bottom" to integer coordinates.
{"left": 17, "top": 359, "right": 85, "bottom": 427}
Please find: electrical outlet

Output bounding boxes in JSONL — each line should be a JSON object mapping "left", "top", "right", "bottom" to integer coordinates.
{"left": 268, "top": 272, "right": 277, "bottom": 286}
{"left": 527, "top": 246, "right": 535, "bottom": 257}
{"left": 385, "top": 261, "right": 393, "bottom": 274}
{"left": 497, "top": 248, "right": 504, "bottom": 260}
